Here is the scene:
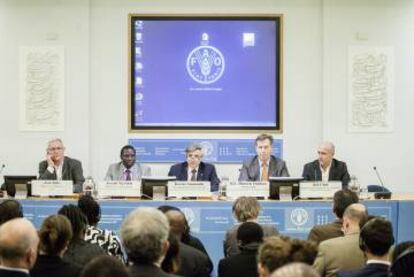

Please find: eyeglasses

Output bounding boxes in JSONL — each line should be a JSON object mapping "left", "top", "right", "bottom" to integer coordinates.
{"left": 122, "top": 154, "right": 136, "bottom": 158}
{"left": 48, "top": 147, "right": 63, "bottom": 151}
{"left": 187, "top": 153, "right": 201, "bottom": 160}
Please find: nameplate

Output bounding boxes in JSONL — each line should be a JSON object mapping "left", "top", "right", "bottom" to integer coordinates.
{"left": 31, "top": 180, "right": 73, "bottom": 196}
{"left": 299, "top": 181, "right": 342, "bottom": 199}
{"left": 226, "top": 181, "right": 269, "bottom": 199}
{"left": 167, "top": 181, "right": 211, "bottom": 198}
{"left": 97, "top": 181, "right": 141, "bottom": 198}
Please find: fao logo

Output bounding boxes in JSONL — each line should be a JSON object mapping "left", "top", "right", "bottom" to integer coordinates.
{"left": 186, "top": 33, "right": 225, "bottom": 85}
{"left": 290, "top": 208, "right": 309, "bottom": 226}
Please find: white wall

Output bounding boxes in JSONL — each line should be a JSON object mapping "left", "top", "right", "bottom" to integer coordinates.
{"left": 1, "top": 0, "right": 412, "bottom": 191}
{"left": 322, "top": 0, "right": 414, "bottom": 191}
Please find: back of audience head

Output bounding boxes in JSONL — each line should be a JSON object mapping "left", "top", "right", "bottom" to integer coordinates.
{"left": 165, "top": 209, "right": 187, "bottom": 240}
{"left": 0, "top": 199, "right": 23, "bottom": 225}
{"left": 80, "top": 255, "right": 130, "bottom": 277}
{"left": 121, "top": 207, "right": 170, "bottom": 265}
{"left": 78, "top": 195, "right": 101, "bottom": 226}
{"left": 161, "top": 232, "right": 181, "bottom": 274}
{"left": 391, "top": 241, "right": 414, "bottom": 263}
{"left": 0, "top": 218, "right": 39, "bottom": 269}
{"left": 158, "top": 205, "right": 191, "bottom": 242}
{"left": 237, "top": 221, "right": 263, "bottom": 249}
{"left": 232, "top": 196, "right": 261, "bottom": 222}
{"left": 391, "top": 244, "right": 414, "bottom": 277}
{"left": 38, "top": 214, "right": 72, "bottom": 256}
{"left": 359, "top": 217, "right": 394, "bottom": 257}
{"left": 257, "top": 236, "right": 318, "bottom": 277}
{"left": 333, "top": 189, "right": 359, "bottom": 219}
{"left": 271, "top": 262, "right": 320, "bottom": 277}
{"left": 58, "top": 204, "right": 88, "bottom": 240}
{"left": 342, "top": 203, "right": 368, "bottom": 232}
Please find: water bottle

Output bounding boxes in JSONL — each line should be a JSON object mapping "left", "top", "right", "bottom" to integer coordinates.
{"left": 83, "top": 176, "right": 95, "bottom": 197}
{"left": 219, "top": 176, "right": 229, "bottom": 198}
{"left": 349, "top": 175, "right": 360, "bottom": 196}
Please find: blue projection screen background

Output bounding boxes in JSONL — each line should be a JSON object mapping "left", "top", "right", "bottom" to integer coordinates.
{"left": 129, "top": 15, "right": 282, "bottom": 130}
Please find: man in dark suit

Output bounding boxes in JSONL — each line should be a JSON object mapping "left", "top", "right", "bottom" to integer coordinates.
{"left": 218, "top": 222, "right": 263, "bottom": 277}
{"left": 168, "top": 144, "right": 220, "bottom": 192}
{"left": 165, "top": 209, "right": 212, "bottom": 277}
{"left": 38, "top": 138, "right": 85, "bottom": 193}
{"left": 0, "top": 218, "right": 39, "bottom": 277}
{"left": 338, "top": 217, "right": 394, "bottom": 277}
{"left": 239, "top": 133, "right": 289, "bottom": 181}
{"left": 308, "top": 189, "right": 359, "bottom": 244}
{"left": 302, "top": 141, "right": 350, "bottom": 188}
{"left": 121, "top": 207, "right": 179, "bottom": 277}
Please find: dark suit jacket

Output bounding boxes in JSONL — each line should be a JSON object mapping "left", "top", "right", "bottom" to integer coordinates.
{"left": 38, "top": 156, "right": 85, "bottom": 193}
{"left": 183, "top": 235, "right": 213, "bottom": 273}
{"left": 30, "top": 255, "right": 81, "bottom": 277}
{"left": 302, "top": 159, "right": 350, "bottom": 188}
{"left": 338, "top": 263, "right": 390, "bottom": 277}
{"left": 62, "top": 238, "right": 106, "bottom": 267}
{"left": 177, "top": 242, "right": 212, "bottom": 277}
{"left": 168, "top": 161, "right": 220, "bottom": 192}
{"left": 308, "top": 219, "right": 343, "bottom": 244}
{"left": 218, "top": 244, "right": 260, "bottom": 277}
{"left": 129, "top": 264, "right": 180, "bottom": 277}
{"left": 238, "top": 155, "right": 289, "bottom": 181}
{"left": 0, "top": 268, "right": 29, "bottom": 277}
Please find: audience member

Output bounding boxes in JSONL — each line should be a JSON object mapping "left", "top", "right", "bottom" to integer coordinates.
{"left": 224, "top": 197, "right": 278, "bottom": 257}
{"left": 239, "top": 133, "right": 289, "bottom": 181}
{"left": 313, "top": 203, "right": 368, "bottom": 277}
{"left": 78, "top": 195, "right": 125, "bottom": 262}
{"left": 161, "top": 233, "right": 181, "bottom": 274}
{"left": 302, "top": 141, "right": 350, "bottom": 188}
{"left": 218, "top": 222, "right": 263, "bottom": 277}
{"left": 338, "top": 217, "right": 394, "bottom": 277}
{"left": 0, "top": 199, "right": 23, "bottom": 225}
{"left": 38, "top": 138, "right": 85, "bottom": 193}
{"left": 0, "top": 218, "right": 39, "bottom": 277}
{"left": 30, "top": 215, "right": 81, "bottom": 277}
{"left": 257, "top": 236, "right": 317, "bottom": 277}
{"left": 271, "top": 263, "right": 320, "bottom": 277}
{"left": 308, "top": 189, "right": 359, "bottom": 244}
{"left": 390, "top": 240, "right": 414, "bottom": 263}
{"left": 158, "top": 205, "right": 210, "bottom": 257}
{"left": 165, "top": 209, "right": 212, "bottom": 277}
{"left": 105, "top": 145, "right": 150, "bottom": 181}
{"left": 58, "top": 204, "right": 106, "bottom": 267}
{"left": 120, "top": 207, "right": 177, "bottom": 277}
{"left": 390, "top": 245, "right": 414, "bottom": 277}
{"left": 80, "top": 256, "right": 130, "bottom": 277}
{"left": 168, "top": 143, "right": 220, "bottom": 192}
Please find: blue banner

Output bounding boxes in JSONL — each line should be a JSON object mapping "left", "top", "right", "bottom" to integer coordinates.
{"left": 128, "top": 139, "right": 283, "bottom": 163}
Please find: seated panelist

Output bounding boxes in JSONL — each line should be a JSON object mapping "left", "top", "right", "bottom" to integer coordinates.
{"left": 168, "top": 144, "right": 220, "bottom": 192}
{"left": 239, "top": 133, "right": 290, "bottom": 181}
{"left": 105, "top": 145, "right": 151, "bottom": 181}
{"left": 38, "top": 138, "right": 85, "bottom": 193}
{"left": 302, "top": 141, "right": 350, "bottom": 188}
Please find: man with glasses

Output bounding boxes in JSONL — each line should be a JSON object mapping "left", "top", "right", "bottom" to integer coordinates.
{"left": 168, "top": 144, "right": 220, "bottom": 192}
{"left": 39, "top": 138, "right": 85, "bottom": 193}
{"left": 105, "top": 145, "right": 151, "bottom": 181}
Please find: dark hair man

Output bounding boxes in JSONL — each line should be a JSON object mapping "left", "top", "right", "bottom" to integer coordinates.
{"left": 239, "top": 133, "right": 289, "bottom": 181}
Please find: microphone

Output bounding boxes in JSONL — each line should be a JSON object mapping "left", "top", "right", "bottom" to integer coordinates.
{"left": 372, "top": 166, "right": 392, "bottom": 199}
{"left": 0, "top": 164, "right": 5, "bottom": 174}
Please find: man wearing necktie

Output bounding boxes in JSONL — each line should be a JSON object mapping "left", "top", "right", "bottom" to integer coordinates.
{"left": 239, "top": 133, "right": 290, "bottom": 181}
{"left": 168, "top": 144, "right": 220, "bottom": 192}
{"left": 105, "top": 145, "right": 151, "bottom": 181}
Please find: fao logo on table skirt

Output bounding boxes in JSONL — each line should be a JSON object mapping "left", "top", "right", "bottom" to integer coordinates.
{"left": 186, "top": 33, "right": 225, "bottom": 85}
{"left": 290, "top": 208, "right": 309, "bottom": 227}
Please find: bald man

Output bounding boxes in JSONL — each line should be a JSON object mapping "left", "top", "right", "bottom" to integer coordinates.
{"left": 0, "top": 218, "right": 39, "bottom": 277}
{"left": 302, "top": 142, "right": 350, "bottom": 188}
{"left": 165, "top": 210, "right": 212, "bottom": 277}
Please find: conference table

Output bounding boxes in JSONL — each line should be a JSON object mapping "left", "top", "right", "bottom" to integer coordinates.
{"left": 20, "top": 194, "right": 414, "bottom": 272}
